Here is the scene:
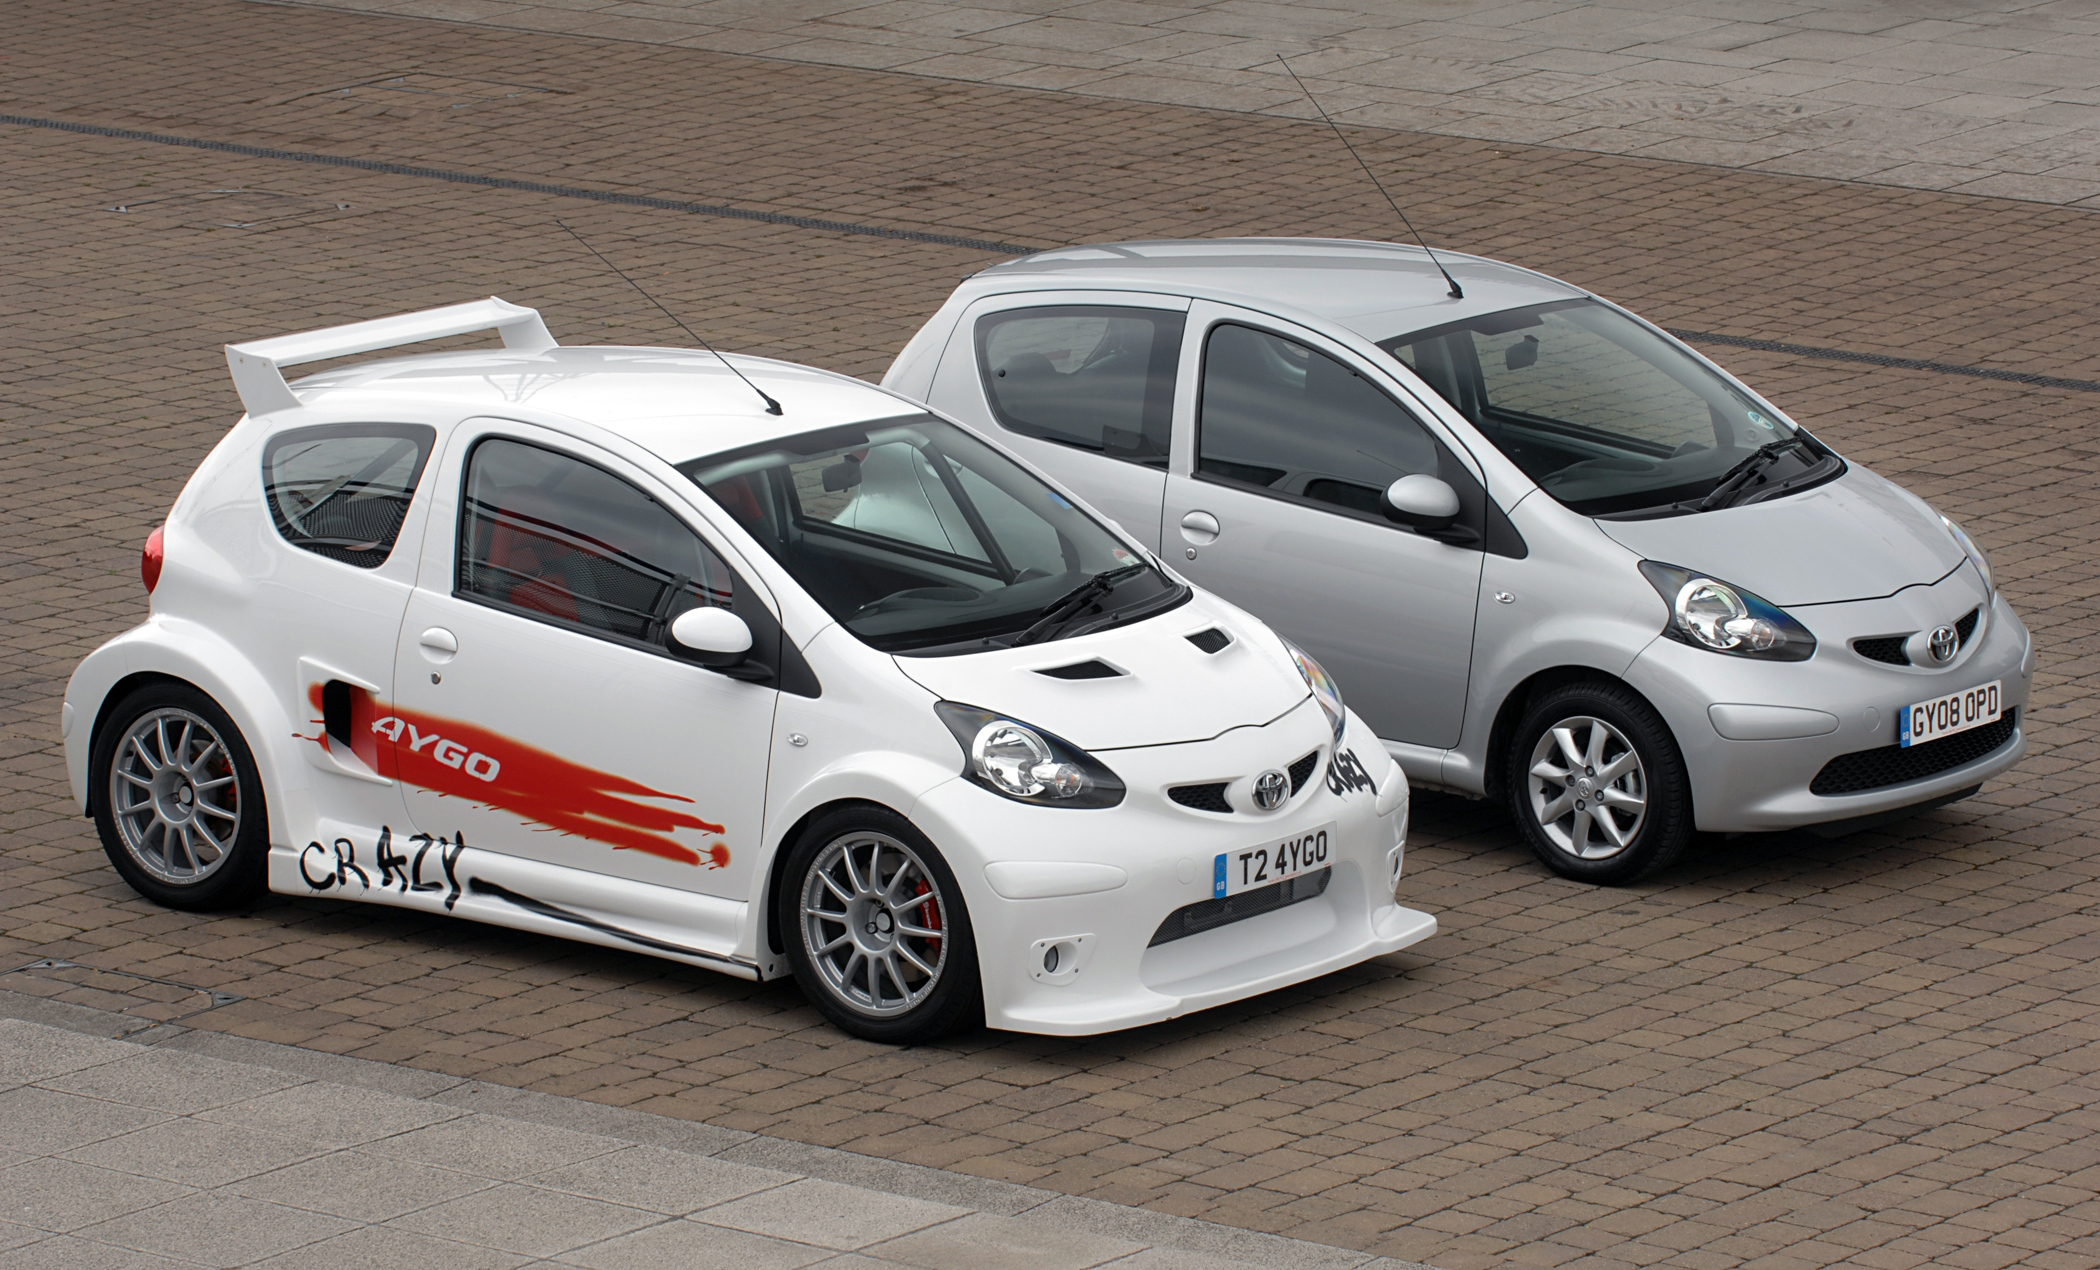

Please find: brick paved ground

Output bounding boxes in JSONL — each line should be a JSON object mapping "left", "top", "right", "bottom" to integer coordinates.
{"left": 2, "top": 3, "right": 2099, "bottom": 1269}
{"left": 290, "top": 0, "right": 2100, "bottom": 206}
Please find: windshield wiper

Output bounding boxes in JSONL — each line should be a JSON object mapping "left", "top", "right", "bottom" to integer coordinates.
{"left": 1696, "top": 437, "right": 1810, "bottom": 512}
{"left": 1012, "top": 563, "right": 1148, "bottom": 646}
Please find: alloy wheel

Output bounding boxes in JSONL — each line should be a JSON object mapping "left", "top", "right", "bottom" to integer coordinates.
{"left": 108, "top": 707, "right": 242, "bottom": 885}
{"left": 799, "top": 831, "right": 949, "bottom": 1018}
{"left": 1527, "top": 715, "right": 1648, "bottom": 861}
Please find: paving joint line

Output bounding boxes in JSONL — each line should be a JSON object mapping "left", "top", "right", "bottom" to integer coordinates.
{"left": 7, "top": 116, "right": 2094, "bottom": 396}
{"left": 0, "top": 112, "right": 1043, "bottom": 256}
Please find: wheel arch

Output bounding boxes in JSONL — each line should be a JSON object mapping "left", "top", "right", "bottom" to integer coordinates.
{"left": 69, "top": 622, "right": 303, "bottom": 849}
{"left": 758, "top": 796, "right": 908, "bottom": 972}
{"left": 1482, "top": 666, "right": 1672, "bottom": 803}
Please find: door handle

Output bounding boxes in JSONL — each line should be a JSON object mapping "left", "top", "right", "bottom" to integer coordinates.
{"left": 417, "top": 627, "right": 458, "bottom": 662}
{"left": 1179, "top": 510, "right": 1221, "bottom": 545}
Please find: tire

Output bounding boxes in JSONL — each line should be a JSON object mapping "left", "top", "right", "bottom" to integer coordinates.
{"left": 777, "top": 806, "right": 981, "bottom": 1044}
{"left": 1503, "top": 680, "right": 1692, "bottom": 885}
{"left": 91, "top": 682, "right": 269, "bottom": 911}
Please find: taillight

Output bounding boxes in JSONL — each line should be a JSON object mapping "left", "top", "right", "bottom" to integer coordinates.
{"left": 142, "top": 526, "right": 165, "bottom": 593}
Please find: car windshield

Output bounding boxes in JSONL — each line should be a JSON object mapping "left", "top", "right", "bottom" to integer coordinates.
{"left": 682, "top": 415, "right": 1186, "bottom": 654}
{"left": 1380, "top": 299, "right": 1839, "bottom": 517}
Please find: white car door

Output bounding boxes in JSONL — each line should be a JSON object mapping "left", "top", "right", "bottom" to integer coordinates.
{"left": 923, "top": 290, "right": 1189, "bottom": 550}
{"left": 1161, "top": 303, "right": 1489, "bottom": 751}
{"left": 385, "top": 420, "right": 779, "bottom": 940}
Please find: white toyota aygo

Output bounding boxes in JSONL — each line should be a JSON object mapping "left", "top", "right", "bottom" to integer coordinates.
{"left": 63, "top": 299, "right": 1432, "bottom": 1042}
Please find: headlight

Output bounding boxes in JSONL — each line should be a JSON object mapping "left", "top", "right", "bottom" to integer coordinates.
{"left": 1282, "top": 638, "right": 1346, "bottom": 743}
{"left": 933, "top": 703, "right": 1125, "bottom": 809}
{"left": 1638, "top": 562, "right": 1815, "bottom": 662}
{"left": 1941, "top": 514, "right": 1995, "bottom": 598}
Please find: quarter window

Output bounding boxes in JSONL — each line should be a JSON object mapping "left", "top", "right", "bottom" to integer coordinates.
{"left": 974, "top": 306, "right": 1184, "bottom": 467}
{"left": 1197, "top": 324, "right": 1445, "bottom": 518}
{"left": 262, "top": 424, "right": 434, "bottom": 568}
{"left": 458, "top": 438, "right": 735, "bottom": 647}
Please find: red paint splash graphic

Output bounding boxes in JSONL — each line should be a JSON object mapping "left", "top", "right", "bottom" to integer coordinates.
{"left": 307, "top": 685, "right": 728, "bottom": 867}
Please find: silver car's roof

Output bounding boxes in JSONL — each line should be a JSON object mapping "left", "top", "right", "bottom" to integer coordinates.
{"left": 970, "top": 238, "right": 1589, "bottom": 344}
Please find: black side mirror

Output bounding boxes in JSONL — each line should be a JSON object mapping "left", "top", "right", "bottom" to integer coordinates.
{"left": 1505, "top": 335, "right": 1538, "bottom": 371}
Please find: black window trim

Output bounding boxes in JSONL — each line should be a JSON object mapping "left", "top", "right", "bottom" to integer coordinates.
{"left": 260, "top": 421, "right": 436, "bottom": 569}
{"left": 451, "top": 433, "right": 817, "bottom": 695}
{"left": 972, "top": 302, "right": 1186, "bottom": 470}
{"left": 1192, "top": 318, "right": 1525, "bottom": 557}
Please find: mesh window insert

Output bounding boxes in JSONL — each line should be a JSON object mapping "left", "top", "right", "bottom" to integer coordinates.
{"left": 459, "top": 437, "right": 735, "bottom": 646}
{"left": 262, "top": 423, "right": 435, "bottom": 567}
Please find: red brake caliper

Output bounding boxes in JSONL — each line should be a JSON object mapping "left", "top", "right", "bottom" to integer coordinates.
{"left": 913, "top": 879, "right": 942, "bottom": 958}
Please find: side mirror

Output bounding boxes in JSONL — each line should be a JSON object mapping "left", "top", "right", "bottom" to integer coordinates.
{"left": 668, "top": 607, "right": 753, "bottom": 669}
{"left": 1382, "top": 474, "right": 1461, "bottom": 532}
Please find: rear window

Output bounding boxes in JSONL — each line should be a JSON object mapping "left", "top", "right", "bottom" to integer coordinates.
{"left": 262, "top": 424, "right": 435, "bottom": 567}
{"left": 974, "top": 306, "right": 1184, "bottom": 468}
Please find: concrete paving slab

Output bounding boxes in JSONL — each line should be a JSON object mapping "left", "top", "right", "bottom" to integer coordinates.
{"left": 62, "top": 1116, "right": 324, "bottom": 1188}
{"left": 694, "top": 1178, "right": 969, "bottom": 1251}
{"left": 0, "top": 1159, "right": 192, "bottom": 1235}
{"left": 526, "top": 1144, "right": 797, "bottom": 1214}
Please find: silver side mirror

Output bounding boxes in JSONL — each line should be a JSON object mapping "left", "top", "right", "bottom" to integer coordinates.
{"left": 1382, "top": 474, "right": 1461, "bottom": 532}
{"left": 668, "top": 607, "right": 753, "bottom": 668}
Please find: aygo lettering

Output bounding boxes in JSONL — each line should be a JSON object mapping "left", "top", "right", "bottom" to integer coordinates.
{"left": 371, "top": 717, "right": 500, "bottom": 782}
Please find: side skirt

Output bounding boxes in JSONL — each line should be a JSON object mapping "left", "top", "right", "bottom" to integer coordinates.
{"left": 266, "top": 827, "right": 758, "bottom": 980}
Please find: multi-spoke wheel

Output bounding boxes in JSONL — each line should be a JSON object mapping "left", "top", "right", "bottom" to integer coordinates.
{"left": 779, "top": 807, "right": 979, "bottom": 1043}
{"left": 1505, "top": 681, "right": 1690, "bottom": 885}
{"left": 92, "top": 683, "right": 267, "bottom": 910}
{"left": 1527, "top": 716, "right": 1646, "bottom": 861}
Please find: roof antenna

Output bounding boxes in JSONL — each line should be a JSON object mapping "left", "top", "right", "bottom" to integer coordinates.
{"left": 556, "top": 219, "right": 783, "bottom": 415}
{"left": 1276, "top": 55, "right": 1463, "bottom": 300}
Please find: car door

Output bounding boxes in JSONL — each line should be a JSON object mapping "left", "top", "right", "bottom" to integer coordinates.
{"left": 923, "top": 291, "right": 1188, "bottom": 550}
{"left": 386, "top": 420, "right": 778, "bottom": 932}
{"left": 252, "top": 421, "right": 435, "bottom": 843}
{"left": 1162, "top": 303, "right": 1487, "bottom": 750}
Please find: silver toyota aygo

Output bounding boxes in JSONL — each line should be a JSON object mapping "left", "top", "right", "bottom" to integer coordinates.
{"left": 887, "top": 238, "right": 2033, "bottom": 884}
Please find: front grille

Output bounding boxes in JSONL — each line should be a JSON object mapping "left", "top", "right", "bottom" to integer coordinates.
{"left": 1168, "top": 782, "right": 1232, "bottom": 814}
{"left": 1288, "top": 749, "right": 1320, "bottom": 794}
{"left": 1149, "top": 868, "right": 1331, "bottom": 946}
{"left": 1811, "top": 711, "right": 2016, "bottom": 796}
{"left": 1853, "top": 607, "right": 1984, "bottom": 667}
{"left": 1853, "top": 636, "right": 1909, "bottom": 666}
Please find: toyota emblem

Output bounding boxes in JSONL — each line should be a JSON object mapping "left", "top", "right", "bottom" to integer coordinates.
{"left": 1928, "top": 624, "right": 1959, "bottom": 665}
{"left": 1252, "top": 769, "right": 1290, "bottom": 811}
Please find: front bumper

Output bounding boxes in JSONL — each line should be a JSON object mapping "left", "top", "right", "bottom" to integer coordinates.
{"left": 1627, "top": 573, "right": 2031, "bottom": 833}
{"left": 907, "top": 702, "right": 1433, "bottom": 1035}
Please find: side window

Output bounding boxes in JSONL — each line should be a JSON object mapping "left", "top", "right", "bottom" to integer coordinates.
{"left": 458, "top": 437, "right": 735, "bottom": 647}
{"left": 262, "top": 424, "right": 435, "bottom": 568}
{"left": 974, "top": 306, "right": 1185, "bottom": 468}
{"left": 1198, "top": 324, "right": 1444, "bottom": 518}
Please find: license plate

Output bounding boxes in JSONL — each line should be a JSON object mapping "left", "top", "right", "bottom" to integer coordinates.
{"left": 1900, "top": 680, "right": 2001, "bottom": 748}
{"left": 1215, "top": 823, "right": 1335, "bottom": 898}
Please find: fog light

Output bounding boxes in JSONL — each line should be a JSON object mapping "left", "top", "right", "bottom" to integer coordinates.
{"left": 1043, "top": 945, "right": 1060, "bottom": 973}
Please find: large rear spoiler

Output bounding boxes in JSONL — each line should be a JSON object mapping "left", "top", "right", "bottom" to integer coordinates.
{"left": 224, "top": 297, "right": 557, "bottom": 415}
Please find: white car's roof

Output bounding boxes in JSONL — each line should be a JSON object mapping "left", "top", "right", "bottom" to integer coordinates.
{"left": 969, "top": 238, "right": 1589, "bottom": 344}
{"left": 287, "top": 346, "right": 914, "bottom": 466}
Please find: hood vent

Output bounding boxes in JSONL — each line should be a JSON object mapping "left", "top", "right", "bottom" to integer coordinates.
{"left": 1186, "top": 627, "right": 1232, "bottom": 654}
{"left": 1035, "top": 659, "right": 1122, "bottom": 681}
